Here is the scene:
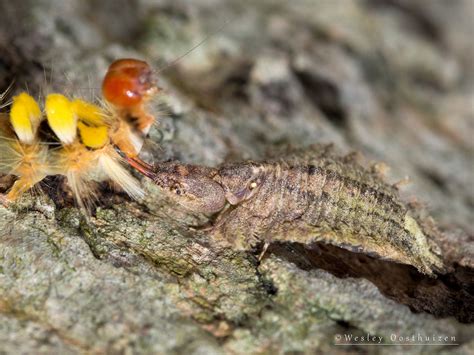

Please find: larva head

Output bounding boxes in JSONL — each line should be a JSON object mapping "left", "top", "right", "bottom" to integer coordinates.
{"left": 102, "top": 58, "right": 157, "bottom": 108}
{"left": 217, "top": 163, "right": 266, "bottom": 205}
{"left": 9, "top": 92, "right": 42, "bottom": 144}
{"left": 126, "top": 157, "right": 226, "bottom": 214}
{"left": 45, "top": 93, "right": 77, "bottom": 144}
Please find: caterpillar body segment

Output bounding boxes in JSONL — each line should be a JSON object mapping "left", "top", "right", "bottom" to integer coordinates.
{"left": 0, "top": 93, "right": 48, "bottom": 203}
{"left": 9, "top": 92, "right": 42, "bottom": 144}
{"left": 45, "top": 93, "right": 77, "bottom": 145}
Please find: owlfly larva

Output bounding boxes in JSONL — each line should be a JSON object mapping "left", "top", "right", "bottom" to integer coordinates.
{"left": 125, "top": 145, "right": 445, "bottom": 276}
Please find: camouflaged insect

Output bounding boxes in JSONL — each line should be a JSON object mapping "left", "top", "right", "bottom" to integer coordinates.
{"left": 127, "top": 144, "right": 444, "bottom": 276}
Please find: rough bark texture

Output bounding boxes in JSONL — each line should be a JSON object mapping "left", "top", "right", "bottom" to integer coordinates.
{"left": 0, "top": 0, "right": 473, "bottom": 353}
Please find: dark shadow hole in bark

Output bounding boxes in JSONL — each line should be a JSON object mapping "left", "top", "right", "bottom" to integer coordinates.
{"left": 364, "top": 0, "right": 443, "bottom": 45}
{"left": 418, "top": 167, "right": 447, "bottom": 190}
{"left": 267, "top": 241, "right": 474, "bottom": 324}
{"left": 294, "top": 70, "right": 347, "bottom": 128}
{"left": 40, "top": 175, "right": 133, "bottom": 215}
{"left": 336, "top": 320, "right": 352, "bottom": 329}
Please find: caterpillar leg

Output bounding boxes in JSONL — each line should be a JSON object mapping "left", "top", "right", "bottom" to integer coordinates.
{"left": 128, "top": 106, "right": 155, "bottom": 134}
{"left": 210, "top": 207, "right": 270, "bottom": 250}
{"left": 2, "top": 177, "right": 37, "bottom": 205}
{"left": 110, "top": 121, "right": 144, "bottom": 158}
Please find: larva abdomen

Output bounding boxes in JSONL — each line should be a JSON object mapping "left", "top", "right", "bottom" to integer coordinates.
{"left": 257, "top": 159, "right": 442, "bottom": 275}
{"left": 301, "top": 166, "right": 399, "bottom": 233}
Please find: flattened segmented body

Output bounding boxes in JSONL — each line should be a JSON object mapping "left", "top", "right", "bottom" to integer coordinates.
{"left": 126, "top": 145, "right": 444, "bottom": 276}
{"left": 213, "top": 146, "right": 444, "bottom": 275}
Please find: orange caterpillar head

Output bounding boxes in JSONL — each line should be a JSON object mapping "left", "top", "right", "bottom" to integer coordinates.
{"left": 102, "top": 58, "right": 157, "bottom": 108}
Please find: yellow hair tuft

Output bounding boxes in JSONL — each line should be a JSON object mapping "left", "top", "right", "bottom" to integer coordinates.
{"left": 77, "top": 121, "right": 109, "bottom": 149}
{"left": 45, "top": 93, "right": 77, "bottom": 144}
{"left": 98, "top": 151, "right": 144, "bottom": 200}
{"left": 72, "top": 99, "right": 105, "bottom": 126}
{"left": 9, "top": 92, "right": 42, "bottom": 144}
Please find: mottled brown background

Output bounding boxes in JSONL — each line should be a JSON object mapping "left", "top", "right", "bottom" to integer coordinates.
{"left": 0, "top": 0, "right": 472, "bottom": 353}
